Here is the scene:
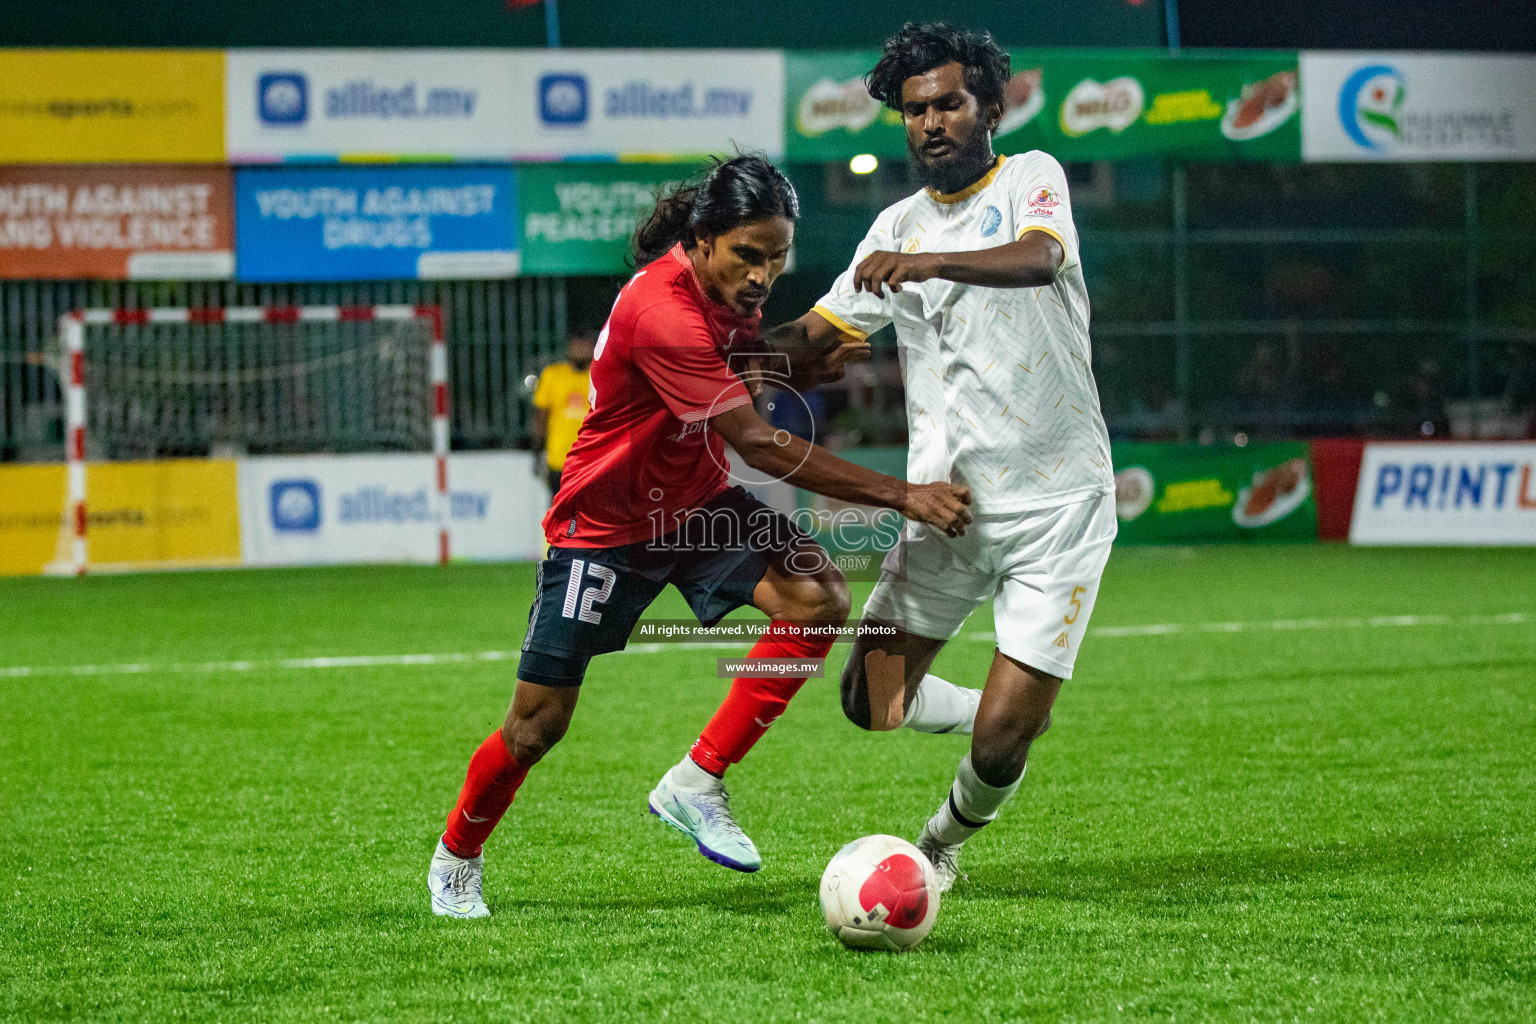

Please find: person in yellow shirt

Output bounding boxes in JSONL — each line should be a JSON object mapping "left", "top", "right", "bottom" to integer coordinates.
{"left": 531, "top": 332, "right": 595, "bottom": 497}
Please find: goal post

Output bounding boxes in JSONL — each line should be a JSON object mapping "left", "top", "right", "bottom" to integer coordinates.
{"left": 54, "top": 304, "right": 449, "bottom": 576}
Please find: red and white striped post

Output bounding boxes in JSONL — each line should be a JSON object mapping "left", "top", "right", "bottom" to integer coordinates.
{"left": 61, "top": 313, "right": 88, "bottom": 576}
{"left": 421, "top": 305, "right": 450, "bottom": 565}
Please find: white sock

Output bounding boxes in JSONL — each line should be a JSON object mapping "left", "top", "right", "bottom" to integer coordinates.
{"left": 676, "top": 754, "right": 719, "bottom": 789}
{"left": 925, "top": 754, "right": 1023, "bottom": 846}
{"left": 902, "top": 674, "right": 983, "bottom": 735}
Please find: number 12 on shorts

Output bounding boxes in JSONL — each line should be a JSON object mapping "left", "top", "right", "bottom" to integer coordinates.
{"left": 562, "top": 559, "right": 617, "bottom": 624}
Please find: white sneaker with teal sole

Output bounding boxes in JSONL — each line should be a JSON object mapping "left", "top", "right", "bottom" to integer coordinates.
{"left": 428, "top": 839, "right": 491, "bottom": 918}
{"left": 647, "top": 757, "right": 762, "bottom": 873}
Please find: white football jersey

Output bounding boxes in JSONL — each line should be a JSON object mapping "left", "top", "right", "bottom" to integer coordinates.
{"left": 813, "top": 151, "right": 1113, "bottom": 513}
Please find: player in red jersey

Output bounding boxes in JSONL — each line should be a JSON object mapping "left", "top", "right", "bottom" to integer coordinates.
{"left": 428, "top": 156, "right": 971, "bottom": 917}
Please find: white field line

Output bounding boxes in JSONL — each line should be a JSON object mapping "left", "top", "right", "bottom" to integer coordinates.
{"left": 0, "top": 612, "right": 1528, "bottom": 680}
{"left": 969, "top": 610, "right": 1529, "bottom": 642}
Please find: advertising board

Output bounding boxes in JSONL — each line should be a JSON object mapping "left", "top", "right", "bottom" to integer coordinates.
{"left": 226, "top": 49, "right": 518, "bottom": 162}
{"left": 786, "top": 49, "right": 1301, "bottom": 162}
{"left": 1350, "top": 442, "right": 1536, "bottom": 545}
{"left": 517, "top": 163, "right": 692, "bottom": 274}
{"left": 0, "top": 49, "right": 225, "bottom": 163}
{"left": 510, "top": 49, "right": 784, "bottom": 160}
{"left": 0, "top": 459, "right": 240, "bottom": 576}
{"left": 238, "top": 452, "right": 549, "bottom": 566}
{"left": 0, "top": 465, "right": 68, "bottom": 577}
{"left": 791, "top": 443, "right": 1318, "bottom": 550}
{"left": 0, "top": 166, "right": 234, "bottom": 280}
{"left": 235, "top": 165, "right": 518, "bottom": 281}
{"left": 1110, "top": 442, "right": 1317, "bottom": 544}
{"left": 1301, "top": 52, "right": 1536, "bottom": 162}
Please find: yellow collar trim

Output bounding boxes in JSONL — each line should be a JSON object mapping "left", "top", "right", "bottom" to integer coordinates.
{"left": 925, "top": 155, "right": 1006, "bottom": 205}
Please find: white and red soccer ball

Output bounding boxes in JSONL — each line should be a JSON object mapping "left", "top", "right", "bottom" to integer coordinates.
{"left": 819, "top": 834, "right": 941, "bottom": 951}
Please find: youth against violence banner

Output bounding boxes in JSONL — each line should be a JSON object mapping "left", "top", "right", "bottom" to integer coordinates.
{"left": 786, "top": 49, "right": 1300, "bottom": 163}
{"left": 0, "top": 166, "right": 234, "bottom": 280}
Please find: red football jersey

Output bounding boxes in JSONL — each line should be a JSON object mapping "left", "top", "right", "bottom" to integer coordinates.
{"left": 543, "top": 243, "right": 758, "bottom": 548}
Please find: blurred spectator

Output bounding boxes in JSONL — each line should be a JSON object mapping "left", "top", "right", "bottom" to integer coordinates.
{"left": 1238, "top": 339, "right": 1288, "bottom": 409}
{"left": 1395, "top": 358, "right": 1446, "bottom": 437}
{"left": 1501, "top": 341, "right": 1536, "bottom": 437}
{"left": 531, "top": 332, "right": 596, "bottom": 498}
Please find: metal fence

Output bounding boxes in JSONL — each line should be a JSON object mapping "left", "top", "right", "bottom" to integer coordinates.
{"left": 1081, "top": 162, "right": 1536, "bottom": 442}
{"left": 0, "top": 277, "right": 566, "bottom": 461}
{"left": 790, "top": 159, "right": 1536, "bottom": 445}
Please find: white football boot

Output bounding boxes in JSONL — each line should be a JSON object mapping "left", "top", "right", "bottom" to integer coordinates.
{"left": 428, "top": 839, "right": 491, "bottom": 918}
{"left": 915, "top": 821, "right": 966, "bottom": 894}
{"left": 647, "top": 757, "right": 762, "bottom": 873}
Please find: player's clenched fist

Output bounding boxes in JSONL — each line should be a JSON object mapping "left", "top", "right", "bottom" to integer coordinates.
{"left": 854, "top": 251, "right": 941, "bottom": 296}
{"left": 901, "top": 482, "right": 973, "bottom": 537}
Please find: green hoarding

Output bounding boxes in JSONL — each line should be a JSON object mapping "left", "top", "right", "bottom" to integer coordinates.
{"left": 790, "top": 442, "right": 1317, "bottom": 554}
{"left": 517, "top": 163, "right": 695, "bottom": 275}
{"left": 1111, "top": 442, "right": 1317, "bottom": 544}
{"left": 786, "top": 49, "right": 1301, "bottom": 163}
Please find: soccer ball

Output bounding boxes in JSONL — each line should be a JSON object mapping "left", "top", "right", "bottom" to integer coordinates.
{"left": 819, "top": 834, "right": 941, "bottom": 952}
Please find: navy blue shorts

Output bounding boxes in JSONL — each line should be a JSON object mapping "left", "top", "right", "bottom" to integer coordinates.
{"left": 517, "top": 486, "right": 813, "bottom": 687}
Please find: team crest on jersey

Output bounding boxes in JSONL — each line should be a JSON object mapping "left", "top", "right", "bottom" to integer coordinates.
{"left": 979, "top": 205, "right": 1002, "bottom": 237}
{"left": 1029, "top": 186, "right": 1060, "bottom": 209}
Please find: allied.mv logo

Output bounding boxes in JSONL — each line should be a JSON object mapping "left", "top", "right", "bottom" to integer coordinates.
{"left": 1338, "top": 64, "right": 1405, "bottom": 150}
{"left": 539, "top": 73, "right": 589, "bottom": 126}
{"left": 270, "top": 479, "right": 321, "bottom": 532}
{"left": 258, "top": 72, "right": 308, "bottom": 125}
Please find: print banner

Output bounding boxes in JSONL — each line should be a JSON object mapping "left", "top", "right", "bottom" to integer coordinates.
{"left": 1350, "top": 442, "right": 1536, "bottom": 545}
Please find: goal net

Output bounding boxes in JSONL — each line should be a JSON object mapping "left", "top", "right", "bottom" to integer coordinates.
{"left": 52, "top": 305, "right": 447, "bottom": 575}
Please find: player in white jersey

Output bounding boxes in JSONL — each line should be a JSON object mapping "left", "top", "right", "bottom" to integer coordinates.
{"left": 763, "top": 23, "right": 1116, "bottom": 890}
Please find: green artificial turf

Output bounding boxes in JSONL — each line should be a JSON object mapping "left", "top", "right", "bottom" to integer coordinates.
{"left": 2, "top": 546, "right": 1534, "bottom": 1023}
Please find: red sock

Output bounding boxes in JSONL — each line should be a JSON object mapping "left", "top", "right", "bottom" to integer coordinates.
{"left": 690, "top": 620, "right": 835, "bottom": 777}
{"left": 441, "top": 729, "right": 530, "bottom": 859}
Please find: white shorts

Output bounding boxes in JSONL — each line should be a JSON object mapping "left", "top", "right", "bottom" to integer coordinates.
{"left": 863, "top": 490, "right": 1117, "bottom": 679}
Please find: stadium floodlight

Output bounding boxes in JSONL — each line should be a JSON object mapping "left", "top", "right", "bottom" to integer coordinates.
{"left": 54, "top": 304, "right": 449, "bottom": 576}
{"left": 849, "top": 154, "right": 879, "bottom": 175}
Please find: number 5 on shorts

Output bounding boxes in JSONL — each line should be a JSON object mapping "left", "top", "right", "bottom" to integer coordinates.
{"left": 561, "top": 559, "right": 617, "bottom": 624}
{"left": 1064, "top": 585, "right": 1087, "bottom": 625}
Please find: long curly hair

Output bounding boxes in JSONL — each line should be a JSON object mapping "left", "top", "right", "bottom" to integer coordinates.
{"left": 632, "top": 155, "right": 800, "bottom": 268}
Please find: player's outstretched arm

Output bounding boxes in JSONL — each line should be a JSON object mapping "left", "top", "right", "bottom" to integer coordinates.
{"left": 757, "top": 311, "right": 873, "bottom": 391}
{"left": 709, "top": 404, "right": 972, "bottom": 537}
{"left": 854, "top": 230, "right": 1064, "bottom": 295}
